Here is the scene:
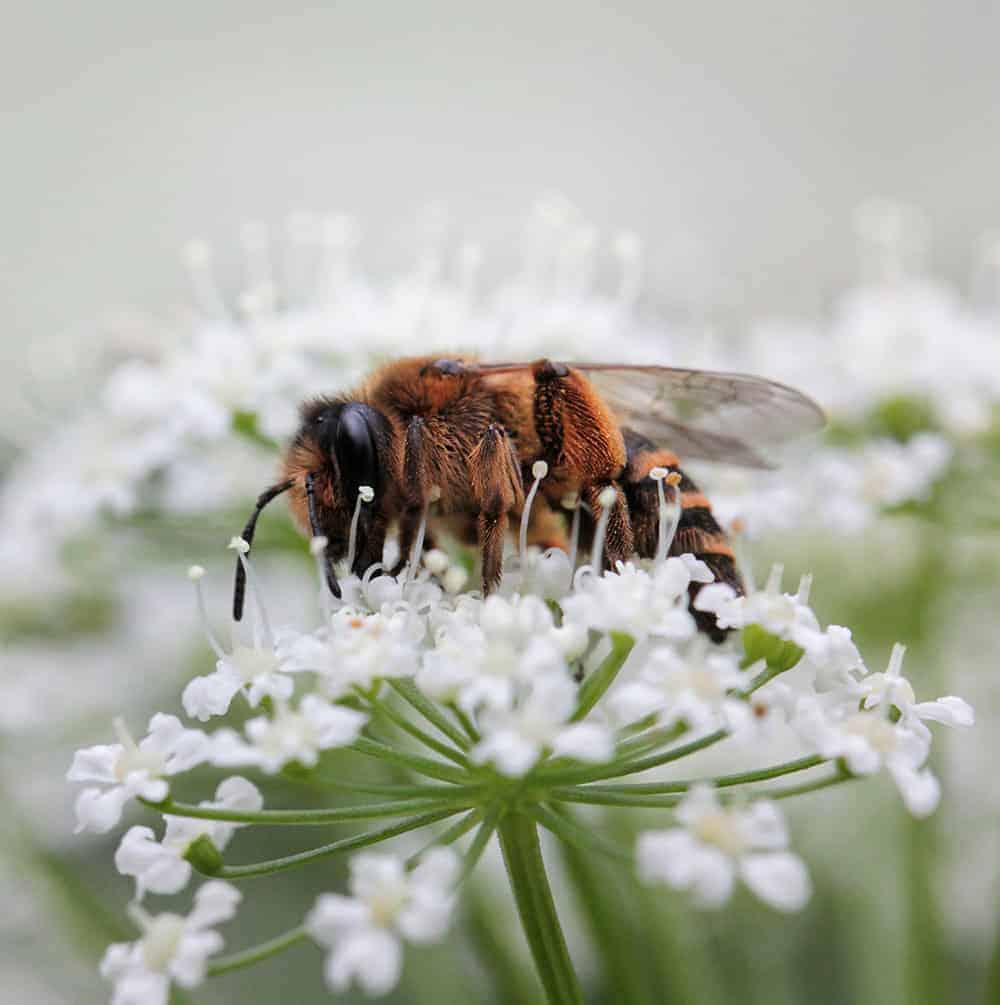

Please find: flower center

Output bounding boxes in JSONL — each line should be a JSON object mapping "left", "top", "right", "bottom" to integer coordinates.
{"left": 845, "top": 713, "right": 898, "bottom": 753}
{"left": 693, "top": 809, "right": 747, "bottom": 856}
{"left": 141, "top": 914, "right": 186, "bottom": 972}
{"left": 231, "top": 645, "right": 280, "bottom": 684}
{"left": 367, "top": 885, "right": 410, "bottom": 927}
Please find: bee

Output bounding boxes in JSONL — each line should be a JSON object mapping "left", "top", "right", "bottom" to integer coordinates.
{"left": 232, "top": 356, "right": 824, "bottom": 638}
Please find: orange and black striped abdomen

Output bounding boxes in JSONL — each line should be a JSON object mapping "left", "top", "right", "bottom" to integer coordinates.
{"left": 622, "top": 428, "right": 743, "bottom": 641}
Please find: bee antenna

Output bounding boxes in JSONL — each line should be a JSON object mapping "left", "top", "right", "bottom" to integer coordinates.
{"left": 305, "top": 471, "right": 341, "bottom": 601}
{"left": 232, "top": 478, "right": 295, "bottom": 621}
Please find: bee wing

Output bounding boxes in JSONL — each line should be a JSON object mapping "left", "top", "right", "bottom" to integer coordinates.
{"left": 475, "top": 362, "right": 825, "bottom": 468}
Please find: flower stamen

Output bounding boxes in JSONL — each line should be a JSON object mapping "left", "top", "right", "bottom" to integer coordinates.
{"left": 520, "top": 461, "right": 549, "bottom": 566}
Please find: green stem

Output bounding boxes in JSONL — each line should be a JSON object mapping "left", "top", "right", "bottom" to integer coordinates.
{"left": 540, "top": 728, "right": 728, "bottom": 786}
{"left": 551, "top": 768, "right": 853, "bottom": 808}
{"left": 214, "top": 808, "right": 462, "bottom": 879}
{"left": 406, "top": 810, "right": 480, "bottom": 866}
{"left": 458, "top": 803, "right": 502, "bottom": 883}
{"left": 388, "top": 679, "right": 472, "bottom": 750}
{"left": 207, "top": 925, "right": 308, "bottom": 976}
{"left": 532, "top": 804, "right": 633, "bottom": 865}
{"left": 570, "top": 754, "right": 826, "bottom": 796}
{"left": 350, "top": 736, "right": 470, "bottom": 784}
{"left": 572, "top": 632, "right": 635, "bottom": 721}
{"left": 450, "top": 703, "right": 481, "bottom": 743}
{"left": 149, "top": 794, "right": 476, "bottom": 826}
{"left": 364, "top": 692, "right": 470, "bottom": 767}
{"left": 497, "top": 812, "right": 583, "bottom": 1005}
{"left": 282, "top": 769, "right": 469, "bottom": 799}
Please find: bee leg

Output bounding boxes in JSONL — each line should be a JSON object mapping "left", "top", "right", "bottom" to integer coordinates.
{"left": 621, "top": 427, "right": 742, "bottom": 642}
{"left": 581, "top": 480, "right": 634, "bottom": 569}
{"left": 469, "top": 423, "right": 524, "bottom": 594}
{"left": 389, "top": 415, "right": 434, "bottom": 576}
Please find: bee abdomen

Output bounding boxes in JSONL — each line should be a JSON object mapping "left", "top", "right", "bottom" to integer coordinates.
{"left": 621, "top": 429, "right": 743, "bottom": 642}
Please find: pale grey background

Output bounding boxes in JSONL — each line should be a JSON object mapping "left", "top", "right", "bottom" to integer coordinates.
{"left": 3, "top": 1, "right": 999, "bottom": 358}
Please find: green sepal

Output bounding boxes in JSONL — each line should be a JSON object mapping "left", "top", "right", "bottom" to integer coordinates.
{"left": 184, "top": 835, "right": 224, "bottom": 876}
{"left": 741, "top": 624, "right": 804, "bottom": 673}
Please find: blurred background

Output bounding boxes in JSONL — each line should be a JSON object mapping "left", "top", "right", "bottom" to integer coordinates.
{"left": 2, "top": 3, "right": 998, "bottom": 1003}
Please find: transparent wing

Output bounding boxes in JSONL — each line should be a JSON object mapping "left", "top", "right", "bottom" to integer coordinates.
{"left": 476, "top": 362, "right": 825, "bottom": 468}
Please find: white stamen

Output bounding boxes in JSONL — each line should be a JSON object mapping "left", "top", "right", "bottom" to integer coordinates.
{"left": 887, "top": 643, "right": 906, "bottom": 679}
{"left": 562, "top": 492, "right": 582, "bottom": 571}
{"left": 765, "top": 563, "right": 784, "bottom": 596}
{"left": 310, "top": 535, "right": 332, "bottom": 621}
{"left": 652, "top": 470, "right": 682, "bottom": 564}
{"left": 181, "top": 239, "right": 230, "bottom": 320}
{"left": 188, "top": 568, "right": 224, "bottom": 659}
{"left": 795, "top": 573, "right": 813, "bottom": 606}
{"left": 228, "top": 537, "right": 250, "bottom": 555}
{"left": 405, "top": 501, "right": 433, "bottom": 587}
{"left": 591, "top": 486, "right": 618, "bottom": 574}
{"left": 519, "top": 461, "right": 549, "bottom": 565}
{"left": 346, "top": 486, "right": 374, "bottom": 571}
{"left": 443, "top": 566, "right": 468, "bottom": 594}
{"left": 113, "top": 717, "right": 138, "bottom": 754}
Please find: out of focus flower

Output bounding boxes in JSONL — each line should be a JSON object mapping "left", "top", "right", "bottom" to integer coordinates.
{"left": 100, "top": 881, "right": 240, "bottom": 1005}
{"left": 637, "top": 786, "right": 810, "bottom": 911}
{"left": 472, "top": 672, "right": 615, "bottom": 777}
{"left": 68, "top": 715, "right": 210, "bottom": 833}
{"left": 306, "top": 849, "right": 460, "bottom": 997}
{"left": 115, "top": 777, "right": 262, "bottom": 899}
{"left": 211, "top": 695, "right": 366, "bottom": 773}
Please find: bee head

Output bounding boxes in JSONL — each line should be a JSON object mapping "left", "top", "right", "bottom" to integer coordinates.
{"left": 232, "top": 399, "right": 391, "bottom": 621}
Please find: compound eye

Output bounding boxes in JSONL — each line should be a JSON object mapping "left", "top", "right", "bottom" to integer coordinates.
{"left": 336, "top": 404, "right": 379, "bottom": 491}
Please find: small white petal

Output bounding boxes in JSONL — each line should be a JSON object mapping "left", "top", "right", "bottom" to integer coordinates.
{"left": 739, "top": 852, "right": 812, "bottom": 912}
{"left": 324, "top": 928, "right": 402, "bottom": 997}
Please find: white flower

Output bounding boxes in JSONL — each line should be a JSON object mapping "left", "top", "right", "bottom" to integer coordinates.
{"left": 100, "top": 881, "right": 239, "bottom": 1005}
{"left": 115, "top": 777, "right": 262, "bottom": 899}
{"left": 210, "top": 695, "right": 366, "bottom": 773}
{"left": 306, "top": 848, "right": 460, "bottom": 997}
{"left": 472, "top": 672, "right": 614, "bottom": 777}
{"left": 561, "top": 559, "right": 701, "bottom": 642}
{"left": 279, "top": 607, "right": 423, "bottom": 699}
{"left": 417, "top": 594, "right": 573, "bottom": 713}
{"left": 637, "top": 786, "right": 810, "bottom": 912}
{"left": 182, "top": 641, "right": 294, "bottom": 722}
{"left": 610, "top": 641, "right": 752, "bottom": 735}
{"left": 793, "top": 697, "right": 938, "bottom": 816}
{"left": 68, "top": 715, "right": 210, "bottom": 834}
{"left": 695, "top": 565, "right": 825, "bottom": 656}
{"left": 858, "top": 643, "right": 975, "bottom": 738}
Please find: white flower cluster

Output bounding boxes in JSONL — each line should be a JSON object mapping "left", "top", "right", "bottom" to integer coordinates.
{"left": 68, "top": 516, "right": 974, "bottom": 936}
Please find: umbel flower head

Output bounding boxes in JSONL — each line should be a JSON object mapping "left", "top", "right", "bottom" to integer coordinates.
{"left": 67, "top": 461, "right": 974, "bottom": 1003}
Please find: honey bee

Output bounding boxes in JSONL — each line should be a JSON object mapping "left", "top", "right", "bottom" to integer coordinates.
{"left": 233, "top": 356, "right": 824, "bottom": 637}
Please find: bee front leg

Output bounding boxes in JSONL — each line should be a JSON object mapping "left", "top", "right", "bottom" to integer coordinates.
{"left": 469, "top": 424, "right": 525, "bottom": 594}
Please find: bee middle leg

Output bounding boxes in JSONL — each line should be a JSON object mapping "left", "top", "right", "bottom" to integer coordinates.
{"left": 531, "top": 359, "right": 633, "bottom": 567}
{"left": 469, "top": 423, "right": 525, "bottom": 593}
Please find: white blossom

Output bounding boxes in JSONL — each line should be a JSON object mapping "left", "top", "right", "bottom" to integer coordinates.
{"left": 417, "top": 594, "right": 579, "bottom": 714}
{"left": 100, "top": 881, "right": 240, "bottom": 1005}
{"left": 637, "top": 786, "right": 810, "bottom": 912}
{"left": 610, "top": 641, "right": 752, "bottom": 735}
{"left": 561, "top": 558, "right": 704, "bottom": 642}
{"left": 472, "top": 672, "right": 614, "bottom": 777}
{"left": 182, "top": 641, "right": 294, "bottom": 722}
{"left": 68, "top": 715, "right": 211, "bottom": 833}
{"left": 115, "top": 777, "right": 262, "bottom": 899}
{"left": 210, "top": 695, "right": 366, "bottom": 773}
{"left": 306, "top": 848, "right": 460, "bottom": 997}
